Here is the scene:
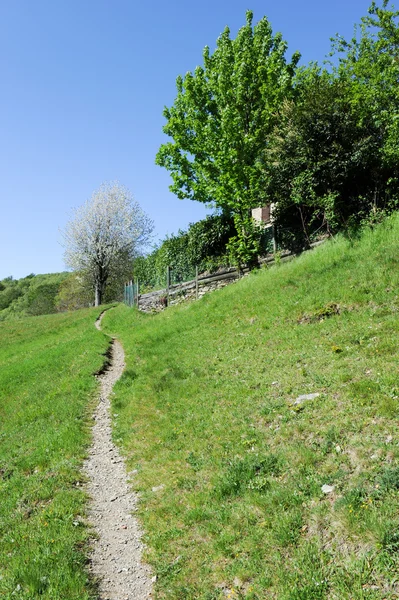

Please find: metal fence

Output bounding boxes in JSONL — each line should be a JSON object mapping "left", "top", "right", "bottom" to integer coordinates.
{"left": 124, "top": 280, "right": 139, "bottom": 307}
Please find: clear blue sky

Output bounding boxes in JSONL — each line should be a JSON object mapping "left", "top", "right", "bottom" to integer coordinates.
{"left": 0, "top": 0, "right": 374, "bottom": 279}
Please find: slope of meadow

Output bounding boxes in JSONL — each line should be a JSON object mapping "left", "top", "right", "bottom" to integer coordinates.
{"left": 103, "top": 215, "right": 399, "bottom": 600}
{"left": 0, "top": 308, "right": 109, "bottom": 599}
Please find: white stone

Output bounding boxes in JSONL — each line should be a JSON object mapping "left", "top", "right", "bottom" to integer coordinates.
{"left": 151, "top": 485, "right": 165, "bottom": 493}
{"left": 294, "top": 393, "right": 320, "bottom": 405}
{"left": 321, "top": 484, "right": 335, "bottom": 494}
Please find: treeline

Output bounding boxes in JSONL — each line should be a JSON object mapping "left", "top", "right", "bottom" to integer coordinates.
{"left": 156, "top": 1, "right": 399, "bottom": 264}
{"left": 0, "top": 273, "right": 68, "bottom": 321}
{"left": 0, "top": 271, "right": 120, "bottom": 320}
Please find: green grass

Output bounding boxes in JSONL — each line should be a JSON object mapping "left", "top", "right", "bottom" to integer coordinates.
{"left": 0, "top": 308, "right": 110, "bottom": 599}
{"left": 102, "top": 215, "right": 399, "bottom": 599}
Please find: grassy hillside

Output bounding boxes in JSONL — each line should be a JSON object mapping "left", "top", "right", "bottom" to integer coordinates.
{"left": 103, "top": 215, "right": 399, "bottom": 600}
{"left": 0, "top": 308, "right": 109, "bottom": 599}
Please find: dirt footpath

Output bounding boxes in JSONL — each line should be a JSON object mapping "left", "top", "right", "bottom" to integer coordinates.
{"left": 84, "top": 314, "right": 152, "bottom": 600}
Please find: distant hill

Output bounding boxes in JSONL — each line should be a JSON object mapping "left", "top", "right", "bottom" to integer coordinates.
{"left": 0, "top": 272, "right": 69, "bottom": 321}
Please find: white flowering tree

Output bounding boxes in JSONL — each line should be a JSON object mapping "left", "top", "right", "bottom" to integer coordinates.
{"left": 62, "top": 182, "right": 154, "bottom": 306}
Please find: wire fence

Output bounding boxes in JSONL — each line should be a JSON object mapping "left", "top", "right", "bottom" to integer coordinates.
{"left": 124, "top": 232, "right": 327, "bottom": 311}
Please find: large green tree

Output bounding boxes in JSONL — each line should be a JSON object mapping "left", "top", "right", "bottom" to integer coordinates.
{"left": 333, "top": 1, "right": 399, "bottom": 191}
{"left": 264, "top": 1, "right": 399, "bottom": 250}
{"left": 156, "top": 11, "right": 300, "bottom": 266}
{"left": 264, "top": 68, "right": 384, "bottom": 249}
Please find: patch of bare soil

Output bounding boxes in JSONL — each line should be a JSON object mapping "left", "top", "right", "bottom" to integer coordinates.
{"left": 84, "top": 313, "right": 152, "bottom": 599}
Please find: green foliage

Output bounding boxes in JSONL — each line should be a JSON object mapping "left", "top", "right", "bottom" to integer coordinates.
{"left": 155, "top": 231, "right": 195, "bottom": 284}
{"left": 378, "top": 467, "right": 399, "bottom": 492}
{"left": 133, "top": 252, "right": 160, "bottom": 292}
{"left": 25, "top": 282, "right": 61, "bottom": 316}
{"left": 186, "top": 213, "right": 236, "bottom": 268}
{"left": 226, "top": 214, "right": 264, "bottom": 269}
{"left": 332, "top": 1, "right": 399, "bottom": 207}
{"left": 0, "top": 273, "right": 68, "bottom": 321}
{"left": 266, "top": 70, "right": 393, "bottom": 249}
{"left": 134, "top": 214, "right": 235, "bottom": 291}
{"left": 0, "top": 280, "right": 24, "bottom": 310}
{"left": 264, "top": 1, "right": 399, "bottom": 251}
{"left": 0, "top": 269, "right": 124, "bottom": 319}
{"left": 156, "top": 11, "right": 300, "bottom": 265}
{"left": 156, "top": 1, "right": 399, "bottom": 260}
{"left": 55, "top": 273, "right": 93, "bottom": 312}
{"left": 333, "top": 0, "right": 399, "bottom": 166}
{"left": 381, "top": 529, "right": 399, "bottom": 554}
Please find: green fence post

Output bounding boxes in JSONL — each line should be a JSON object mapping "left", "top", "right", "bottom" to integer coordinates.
{"left": 166, "top": 266, "right": 170, "bottom": 306}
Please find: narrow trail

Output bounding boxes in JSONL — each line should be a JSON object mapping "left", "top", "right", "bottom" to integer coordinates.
{"left": 84, "top": 312, "right": 152, "bottom": 600}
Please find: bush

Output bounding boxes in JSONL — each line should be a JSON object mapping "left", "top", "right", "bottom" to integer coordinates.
{"left": 133, "top": 214, "right": 236, "bottom": 291}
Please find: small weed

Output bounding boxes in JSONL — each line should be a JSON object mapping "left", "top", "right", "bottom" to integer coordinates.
{"left": 216, "top": 454, "right": 282, "bottom": 498}
{"left": 272, "top": 509, "right": 303, "bottom": 547}
{"left": 349, "top": 380, "right": 380, "bottom": 405}
{"left": 186, "top": 452, "right": 204, "bottom": 471}
{"left": 177, "top": 476, "right": 197, "bottom": 490}
{"left": 287, "top": 583, "right": 328, "bottom": 600}
{"left": 378, "top": 467, "right": 399, "bottom": 492}
{"left": 321, "top": 426, "right": 341, "bottom": 455}
{"left": 379, "top": 395, "right": 399, "bottom": 417}
{"left": 261, "top": 398, "right": 286, "bottom": 418}
{"left": 247, "top": 475, "right": 270, "bottom": 491}
{"left": 298, "top": 302, "right": 342, "bottom": 324}
{"left": 336, "top": 486, "right": 368, "bottom": 511}
{"left": 331, "top": 344, "right": 343, "bottom": 353}
{"left": 15, "top": 567, "right": 49, "bottom": 595}
{"left": 381, "top": 529, "right": 399, "bottom": 554}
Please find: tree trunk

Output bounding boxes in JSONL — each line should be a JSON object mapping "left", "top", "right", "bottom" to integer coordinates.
{"left": 94, "top": 284, "right": 102, "bottom": 307}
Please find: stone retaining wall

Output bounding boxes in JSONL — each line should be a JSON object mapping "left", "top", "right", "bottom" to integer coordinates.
{"left": 138, "top": 271, "right": 239, "bottom": 313}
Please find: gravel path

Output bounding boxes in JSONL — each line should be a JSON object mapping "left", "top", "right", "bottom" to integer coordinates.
{"left": 84, "top": 312, "right": 153, "bottom": 600}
